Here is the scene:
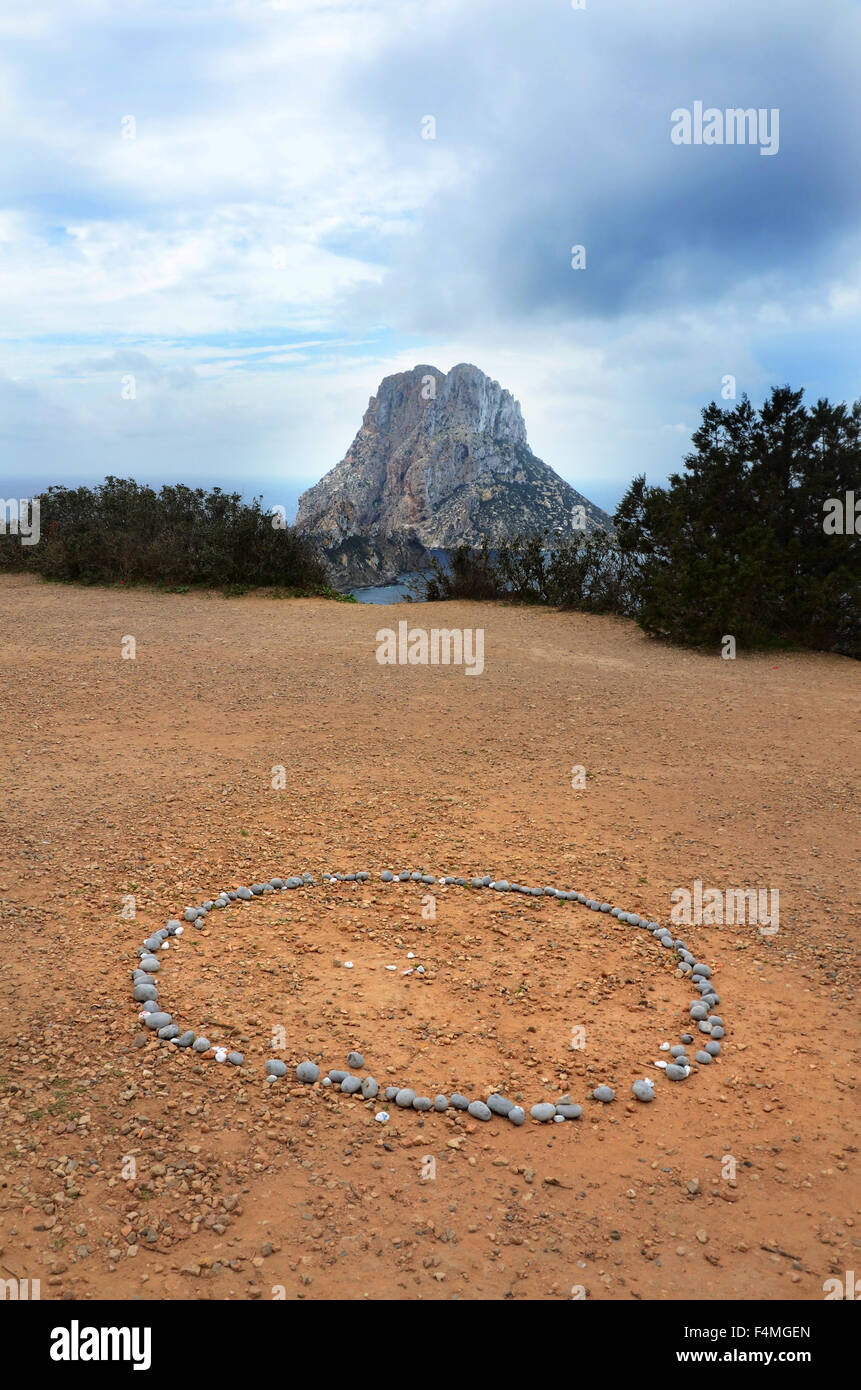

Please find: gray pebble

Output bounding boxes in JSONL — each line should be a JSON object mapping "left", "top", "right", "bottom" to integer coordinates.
{"left": 144, "top": 1012, "right": 172, "bottom": 1030}
{"left": 228, "top": 1052, "right": 244, "bottom": 1066}
{"left": 507, "top": 1106, "right": 526, "bottom": 1125}
{"left": 666, "top": 1063, "right": 689, "bottom": 1080}
{"left": 133, "top": 982, "right": 158, "bottom": 1003}
{"left": 296, "top": 1061, "right": 320, "bottom": 1083}
{"left": 450, "top": 1093, "right": 469, "bottom": 1110}
{"left": 412, "top": 1096, "right": 432, "bottom": 1111}
{"left": 695, "top": 1050, "right": 712, "bottom": 1064}
{"left": 710, "top": 1025, "right": 725, "bottom": 1039}
{"left": 361, "top": 1077, "right": 379, "bottom": 1099}
{"left": 395, "top": 1088, "right": 416, "bottom": 1107}
{"left": 265, "top": 1060, "right": 288, "bottom": 1077}
{"left": 632, "top": 1080, "right": 655, "bottom": 1102}
{"left": 347, "top": 1051, "right": 364, "bottom": 1068}
{"left": 690, "top": 1003, "right": 708, "bottom": 1020}
{"left": 698, "top": 1020, "right": 713, "bottom": 1034}
{"left": 670, "top": 1045, "right": 688, "bottom": 1058}
{"left": 433, "top": 1095, "right": 448, "bottom": 1111}
{"left": 592, "top": 1085, "right": 615, "bottom": 1103}
{"left": 705, "top": 1039, "right": 721, "bottom": 1056}
{"left": 530, "top": 1102, "right": 556, "bottom": 1122}
{"left": 173, "top": 1031, "right": 195, "bottom": 1048}
{"left": 384, "top": 1086, "right": 399, "bottom": 1101}
{"left": 680, "top": 1033, "right": 694, "bottom": 1044}
{"left": 467, "top": 1101, "right": 492, "bottom": 1121}
{"left": 487, "top": 1094, "right": 514, "bottom": 1116}
{"left": 236, "top": 887, "right": 253, "bottom": 901}
{"left": 556, "top": 1104, "right": 582, "bottom": 1119}
{"left": 329, "top": 1070, "right": 348, "bottom": 1083}
{"left": 341, "top": 1076, "right": 362, "bottom": 1094}
{"left": 139, "top": 956, "right": 161, "bottom": 974}
{"left": 158, "top": 1024, "right": 180, "bottom": 1039}
{"left": 192, "top": 1037, "right": 210, "bottom": 1053}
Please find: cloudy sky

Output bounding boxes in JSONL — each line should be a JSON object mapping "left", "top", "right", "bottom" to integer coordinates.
{"left": 1, "top": 0, "right": 860, "bottom": 516}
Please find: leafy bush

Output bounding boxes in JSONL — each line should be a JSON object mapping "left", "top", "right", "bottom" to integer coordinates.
{"left": 615, "top": 388, "right": 860, "bottom": 657}
{"left": 0, "top": 477, "right": 329, "bottom": 594}
{"left": 422, "top": 529, "right": 637, "bottom": 613}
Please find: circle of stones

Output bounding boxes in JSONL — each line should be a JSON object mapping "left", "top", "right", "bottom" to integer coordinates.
{"left": 130, "top": 869, "right": 727, "bottom": 1125}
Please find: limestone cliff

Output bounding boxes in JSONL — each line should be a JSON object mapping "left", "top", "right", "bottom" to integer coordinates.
{"left": 296, "top": 363, "right": 612, "bottom": 588}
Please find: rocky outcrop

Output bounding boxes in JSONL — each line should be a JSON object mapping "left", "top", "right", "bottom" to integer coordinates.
{"left": 296, "top": 363, "right": 613, "bottom": 588}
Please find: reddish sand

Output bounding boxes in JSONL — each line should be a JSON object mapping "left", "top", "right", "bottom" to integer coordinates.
{"left": 0, "top": 572, "right": 858, "bottom": 1301}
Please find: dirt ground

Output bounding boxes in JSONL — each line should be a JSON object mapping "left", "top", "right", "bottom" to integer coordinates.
{"left": 0, "top": 571, "right": 858, "bottom": 1302}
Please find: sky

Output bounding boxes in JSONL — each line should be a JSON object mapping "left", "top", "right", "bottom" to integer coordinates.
{"left": 1, "top": 0, "right": 860, "bottom": 518}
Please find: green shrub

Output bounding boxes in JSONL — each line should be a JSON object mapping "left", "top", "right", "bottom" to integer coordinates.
{"left": 0, "top": 477, "right": 328, "bottom": 594}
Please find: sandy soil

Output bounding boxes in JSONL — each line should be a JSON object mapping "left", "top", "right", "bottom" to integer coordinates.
{"left": 0, "top": 571, "right": 858, "bottom": 1302}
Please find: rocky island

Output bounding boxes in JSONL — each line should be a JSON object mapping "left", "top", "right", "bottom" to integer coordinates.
{"left": 296, "top": 363, "right": 612, "bottom": 589}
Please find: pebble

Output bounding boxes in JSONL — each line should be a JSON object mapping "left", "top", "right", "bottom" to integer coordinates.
{"left": 507, "top": 1106, "right": 526, "bottom": 1126}
{"left": 395, "top": 1088, "right": 416, "bottom": 1108}
{"left": 555, "top": 1104, "right": 582, "bottom": 1119}
{"left": 412, "top": 1096, "right": 432, "bottom": 1111}
{"left": 347, "top": 1051, "right": 364, "bottom": 1068}
{"left": 296, "top": 1061, "right": 320, "bottom": 1084}
{"left": 632, "top": 1080, "right": 655, "bottom": 1102}
{"left": 705, "top": 1040, "right": 721, "bottom": 1056}
{"left": 666, "top": 1063, "right": 689, "bottom": 1081}
{"left": 433, "top": 1095, "right": 448, "bottom": 1111}
{"left": 695, "top": 1051, "right": 712, "bottom": 1064}
{"left": 467, "top": 1101, "right": 492, "bottom": 1121}
{"left": 592, "top": 1086, "right": 615, "bottom": 1103}
{"left": 450, "top": 1094, "right": 469, "bottom": 1110}
{"left": 265, "top": 1060, "right": 288, "bottom": 1078}
{"left": 530, "top": 1102, "right": 556, "bottom": 1122}
{"left": 144, "top": 1012, "right": 171, "bottom": 1030}
{"left": 487, "top": 1095, "right": 514, "bottom": 1116}
{"left": 192, "top": 1037, "right": 210, "bottom": 1053}
{"left": 361, "top": 1077, "right": 378, "bottom": 1099}
{"left": 340, "top": 1076, "right": 362, "bottom": 1094}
